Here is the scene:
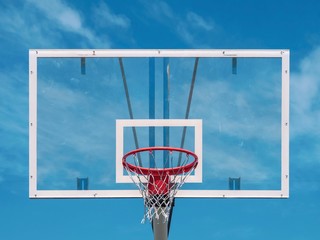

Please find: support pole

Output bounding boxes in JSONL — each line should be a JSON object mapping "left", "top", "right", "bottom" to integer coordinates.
{"left": 153, "top": 210, "right": 168, "bottom": 240}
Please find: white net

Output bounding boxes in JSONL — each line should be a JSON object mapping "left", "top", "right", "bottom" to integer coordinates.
{"left": 122, "top": 147, "right": 198, "bottom": 223}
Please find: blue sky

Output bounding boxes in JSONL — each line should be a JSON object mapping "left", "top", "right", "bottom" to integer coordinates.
{"left": 0, "top": 0, "right": 320, "bottom": 239}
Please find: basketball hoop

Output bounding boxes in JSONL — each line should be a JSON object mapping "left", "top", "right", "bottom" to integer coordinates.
{"left": 122, "top": 146, "right": 198, "bottom": 223}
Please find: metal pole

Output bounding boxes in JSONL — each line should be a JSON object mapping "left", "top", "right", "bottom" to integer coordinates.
{"left": 118, "top": 58, "right": 142, "bottom": 165}
{"left": 152, "top": 209, "right": 168, "bottom": 240}
{"left": 178, "top": 57, "right": 199, "bottom": 165}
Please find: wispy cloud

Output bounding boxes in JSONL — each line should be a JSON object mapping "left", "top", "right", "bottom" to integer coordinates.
{"left": 289, "top": 47, "right": 320, "bottom": 191}
{"left": 27, "top": 0, "right": 83, "bottom": 32}
{"left": 142, "top": 0, "right": 175, "bottom": 22}
{"left": 176, "top": 12, "right": 216, "bottom": 47}
{"left": 171, "top": 57, "right": 282, "bottom": 142}
{"left": 35, "top": 59, "right": 127, "bottom": 189}
{"left": 165, "top": 57, "right": 282, "bottom": 186}
{"left": 27, "top": 0, "right": 110, "bottom": 47}
{"left": 0, "top": 0, "right": 133, "bottom": 48}
{"left": 140, "top": 0, "right": 216, "bottom": 47}
{"left": 36, "top": 92, "right": 115, "bottom": 189}
{"left": 291, "top": 47, "right": 320, "bottom": 137}
{"left": 0, "top": 69, "right": 28, "bottom": 182}
{"left": 186, "top": 12, "right": 214, "bottom": 31}
{"left": 205, "top": 141, "right": 277, "bottom": 186}
{"left": 93, "top": 2, "right": 131, "bottom": 29}
{"left": 0, "top": 3, "right": 57, "bottom": 48}
{"left": 192, "top": 80, "right": 280, "bottom": 141}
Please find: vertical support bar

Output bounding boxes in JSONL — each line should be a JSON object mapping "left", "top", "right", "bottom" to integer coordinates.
{"left": 77, "top": 178, "right": 89, "bottom": 190}
{"left": 149, "top": 58, "right": 155, "bottom": 168}
{"left": 232, "top": 57, "right": 237, "bottom": 74}
{"left": 229, "top": 178, "right": 232, "bottom": 190}
{"left": 77, "top": 178, "right": 81, "bottom": 190}
{"left": 81, "top": 57, "right": 86, "bottom": 75}
{"left": 163, "top": 58, "right": 170, "bottom": 167}
{"left": 229, "top": 177, "right": 241, "bottom": 190}
{"left": 236, "top": 178, "right": 240, "bottom": 190}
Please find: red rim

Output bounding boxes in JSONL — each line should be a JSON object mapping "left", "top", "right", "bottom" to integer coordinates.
{"left": 122, "top": 146, "right": 198, "bottom": 176}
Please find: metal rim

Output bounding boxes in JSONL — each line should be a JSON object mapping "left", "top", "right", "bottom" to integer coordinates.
{"left": 122, "top": 146, "right": 198, "bottom": 176}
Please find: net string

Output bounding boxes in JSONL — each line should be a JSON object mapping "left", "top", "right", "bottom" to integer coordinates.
{"left": 123, "top": 149, "right": 196, "bottom": 223}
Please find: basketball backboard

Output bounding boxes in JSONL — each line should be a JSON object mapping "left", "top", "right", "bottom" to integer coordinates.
{"left": 29, "top": 49, "right": 289, "bottom": 199}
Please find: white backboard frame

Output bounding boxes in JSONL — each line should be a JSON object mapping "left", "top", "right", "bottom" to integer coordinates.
{"left": 29, "top": 49, "right": 289, "bottom": 199}
{"left": 116, "top": 119, "right": 203, "bottom": 183}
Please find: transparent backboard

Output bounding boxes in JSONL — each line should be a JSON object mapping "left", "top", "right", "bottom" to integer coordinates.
{"left": 29, "top": 49, "right": 289, "bottom": 198}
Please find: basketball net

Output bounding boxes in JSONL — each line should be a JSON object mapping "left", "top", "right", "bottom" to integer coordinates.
{"left": 122, "top": 147, "right": 198, "bottom": 223}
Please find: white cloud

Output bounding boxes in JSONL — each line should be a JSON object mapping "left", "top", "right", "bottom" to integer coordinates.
{"left": 176, "top": 22, "right": 196, "bottom": 47}
{"left": 187, "top": 12, "right": 214, "bottom": 31}
{"left": 93, "top": 2, "right": 130, "bottom": 29}
{"left": 194, "top": 76, "right": 280, "bottom": 184}
{"left": 0, "top": 69, "right": 28, "bottom": 182}
{"left": 178, "top": 11, "right": 215, "bottom": 47}
{"left": 206, "top": 145, "right": 271, "bottom": 182}
{"left": 27, "top": 0, "right": 82, "bottom": 31}
{"left": 1, "top": 0, "right": 135, "bottom": 48}
{"left": 185, "top": 69, "right": 281, "bottom": 142}
{"left": 141, "top": 0, "right": 174, "bottom": 22}
{"left": 164, "top": 58, "right": 282, "bottom": 185}
{"left": 34, "top": 63, "right": 127, "bottom": 189}
{"left": 0, "top": 4, "right": 56, "bottom": 47}
{"left": 141, "top": 0, "right": 216, "bottom": 47}
{"left": 26, "top": 0, "right": 109, "bottom": 47}
{"left": 291, "top": 47, "right": 320, "bottom": 136}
